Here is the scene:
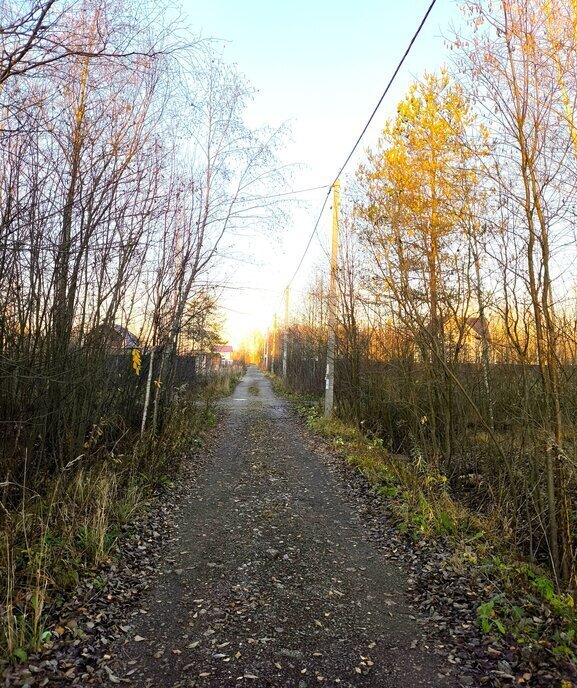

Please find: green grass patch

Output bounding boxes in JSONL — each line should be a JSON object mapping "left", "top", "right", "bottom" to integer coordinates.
{"left": 303, "top": 406, "right": 467, "bottom": 540}
{"left": 296, "top": 401, "right": 577, "bottom": 668}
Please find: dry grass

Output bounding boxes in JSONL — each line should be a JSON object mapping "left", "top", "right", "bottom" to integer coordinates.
{"left": 304, "top": 408, "right": 497, "bottom": 545}
{"left": 301, "top": 406, "right": 577, "bottom": 657}
{"left": 0, "top": 369, "right": 242, "bottom": 665}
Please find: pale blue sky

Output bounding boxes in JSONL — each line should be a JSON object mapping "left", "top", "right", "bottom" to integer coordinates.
{"left": 180, "top": 0, "right": 465, "bottom": 344}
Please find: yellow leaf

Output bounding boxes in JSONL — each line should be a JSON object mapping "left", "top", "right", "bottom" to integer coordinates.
{"left": 131, "top": 348, "right": 142, "bottom": 376}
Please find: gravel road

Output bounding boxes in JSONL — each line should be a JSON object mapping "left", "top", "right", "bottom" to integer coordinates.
{"left": 109, "top": 366, "right": 455, "bottom": 687}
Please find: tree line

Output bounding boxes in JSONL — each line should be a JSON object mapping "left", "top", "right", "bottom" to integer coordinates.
{"left": 269, "top": 0, "right": 577, "bottom": 590}
{"left": 0, "top": 0, "right": 281, "bottom": 496}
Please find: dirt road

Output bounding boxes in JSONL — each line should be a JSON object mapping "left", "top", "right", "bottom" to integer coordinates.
{"left": 110, "top": 366, "right": 454, "bottom": 687}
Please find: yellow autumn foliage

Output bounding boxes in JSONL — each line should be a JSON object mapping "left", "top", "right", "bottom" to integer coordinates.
{"left": 132, "top": 348, "right": 142, "bottom": 376}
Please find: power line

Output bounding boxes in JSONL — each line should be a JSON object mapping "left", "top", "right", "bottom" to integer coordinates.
{"left": 331, "top": 0, "right": 438, "bottom": 187}
{"left": 285, "top": 190, "right": 332, "bottom": 293}
{"left": 216, "top": 283, "right": 309, "bottom": 295}
{"left": 239, "top": 184, "right": 330, "bottom": 203}
{"left": 280, "top": 0, "right": 438, "bottom": 303}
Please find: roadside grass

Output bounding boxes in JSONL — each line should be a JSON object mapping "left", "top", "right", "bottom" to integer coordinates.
{"left": 203, "top": 368, "right": 244, "bottom": 402}
{"left": 299, "top": 407, "right": 577, "bottom": 668}
{"left": 264, "top": 370, "right": 577, "bottom": 671}
{"left": 306, "top": 406, "right": 577, "bottom": 667}
{"left": 265, "top": 371, "right": 319, "bottom": 406}
{"left": 0, "top": 369, "right": 242, "bottom": 667}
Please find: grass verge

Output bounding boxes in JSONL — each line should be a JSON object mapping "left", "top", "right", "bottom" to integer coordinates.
{"left": 304, "top": 405, "right": 577, "bottom": 672}
{"left": 0, "top": 368, "right": 242, "bottom": 667}
{"left": 265, "top": 371, "right": 577, "bottom": 675}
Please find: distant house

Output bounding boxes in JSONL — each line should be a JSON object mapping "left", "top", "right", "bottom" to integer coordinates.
{"left": 97, "top": 323, "right": 140, "bottom": 352}
{"left": 466, "top": 316, "right": 490, "bottom": 342}
{"left": 214, "top": 344, "right": 233, "bottom": 365}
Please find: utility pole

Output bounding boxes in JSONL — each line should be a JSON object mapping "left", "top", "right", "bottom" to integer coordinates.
{"left": 324, "top": 179, "right": 340, "bottom": 417}
{"left": 282, "top": 287, "right": 290, "bottom": 377}
{"left": 264, "top": 329, "right": 269, "bottom": 371}
{"left": 271, "top": 313, "right": 277, "bottom": 375}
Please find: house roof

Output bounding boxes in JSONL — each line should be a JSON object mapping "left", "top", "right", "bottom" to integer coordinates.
{"left": 466, "top": 316, "right": 490, "bottom": 341}
{"left": 214, "top": 345, "right": 233, "bottom": 353}
{"left": 112, "top": 324, "right": 140, "bottom": 348}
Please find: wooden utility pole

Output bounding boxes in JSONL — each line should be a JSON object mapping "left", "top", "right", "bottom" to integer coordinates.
{"left": 324, "top": 179, "right": 340, "bottom": 417}
{"left": 282, "top": 287, "right": 290, "bottom": 377}
{"left": 271, "top": 313, "right": 277, "bottom": 375}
